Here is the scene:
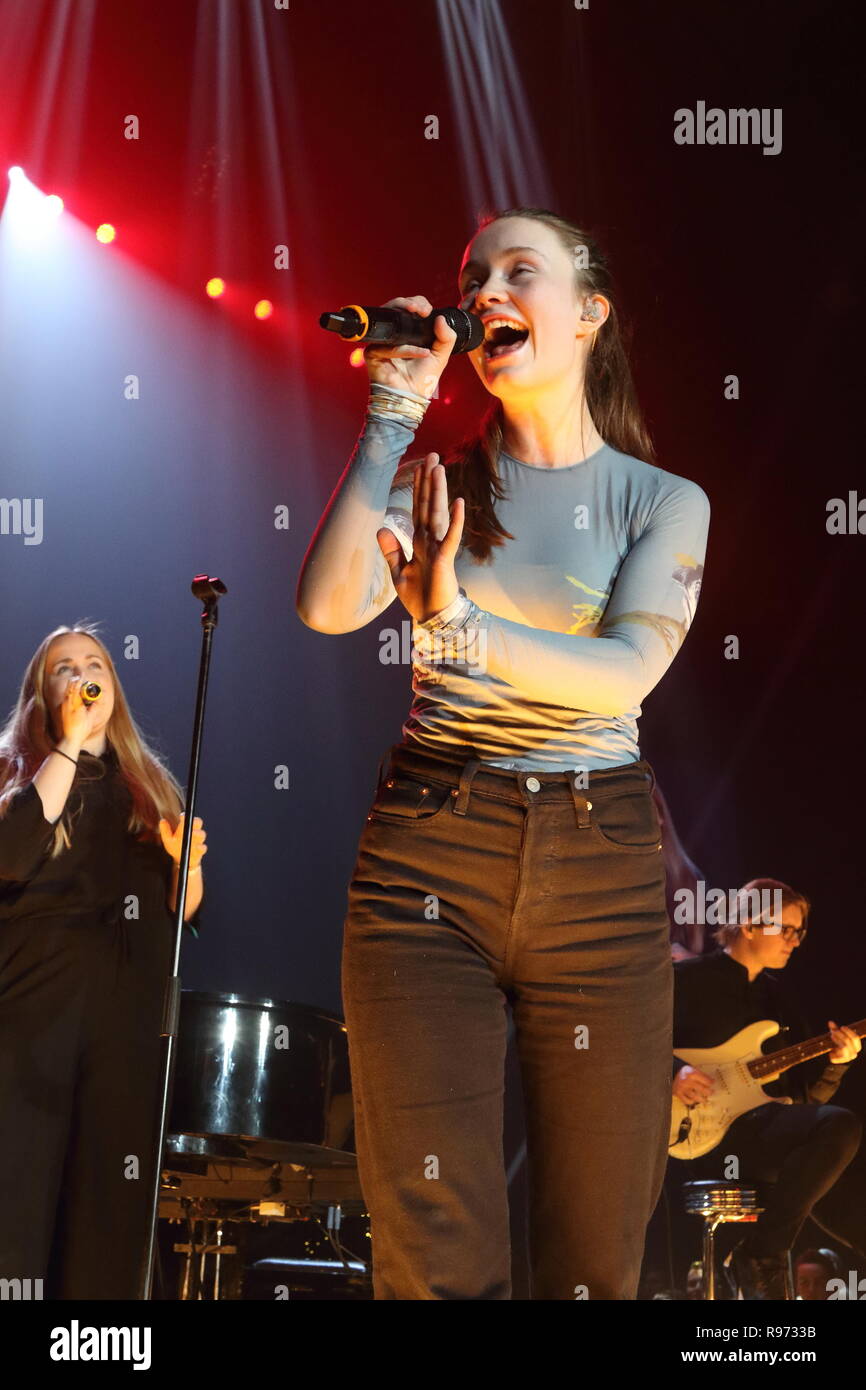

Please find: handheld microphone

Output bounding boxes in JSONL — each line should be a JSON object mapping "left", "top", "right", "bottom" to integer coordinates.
{"left": 80, "top": 681, "right": 101, "bottom": 705}
{"left": 319, "top": 305, "right": 483, "bottom": 355}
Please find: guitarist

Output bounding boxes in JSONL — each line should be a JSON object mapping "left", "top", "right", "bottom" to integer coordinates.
{"left": 671, "top": 878, "right": 863, "bottom": 1299}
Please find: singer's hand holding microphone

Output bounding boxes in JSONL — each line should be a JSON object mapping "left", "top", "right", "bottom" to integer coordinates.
{"left": 364, "top": 295, "right": 466, "bottom": 624}
{"left": 60, "top": 675, "right": 103, "bottom": 748}
{"left": 60, "top": 676, "right": 208, "bottom": 879}
{"left": 363, "top": 294, "right": 459, "bottom": 400}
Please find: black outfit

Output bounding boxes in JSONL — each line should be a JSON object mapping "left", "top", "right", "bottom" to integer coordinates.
{"left": 672, "top": 949, "right": 863, "bottom": 1258}
{"left": 0, "top": 745, "right": 194, "bottom": 1298}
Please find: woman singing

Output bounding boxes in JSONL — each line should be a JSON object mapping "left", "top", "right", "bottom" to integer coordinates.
{"left": 0, "top": 623, "right": 206, "bottom": 1299}
{"left": 297, "top": 207, "right": 710, "bottom": 1299}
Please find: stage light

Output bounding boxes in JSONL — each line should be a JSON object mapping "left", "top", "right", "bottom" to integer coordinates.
{"left": 3, "top": 171, "right": 66, "bottom": 243}
{"left": 95, "top": 224, "right": 116, "bottom": 244}
{"left": 253, "top": 299, "right": 273, "bottom": 320}
{"left": 435, "top": 0, "right": 553, "bottom": 214}
{"left": 349, "top": 347, "right": 365, "bottom": 367}
{"left": 206, "top": 277, "right": 225, "bottom": 298}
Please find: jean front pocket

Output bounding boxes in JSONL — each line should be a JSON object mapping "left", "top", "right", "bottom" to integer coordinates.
{"left": 589, "top": 788, "right": 663, "bottom": 855}
{"left": 366, "top": 774, "right": 455, "bottom": 827}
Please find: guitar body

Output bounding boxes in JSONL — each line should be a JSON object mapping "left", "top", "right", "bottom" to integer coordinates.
{"left": 669, "top": 1020, "right": 794, "bottom": 1159}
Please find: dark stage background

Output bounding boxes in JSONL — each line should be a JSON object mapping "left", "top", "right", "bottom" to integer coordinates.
{"left": 1, "top": 0, "right": 863, "bottom": 1298}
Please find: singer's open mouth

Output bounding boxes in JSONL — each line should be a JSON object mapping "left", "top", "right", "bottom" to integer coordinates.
{"left": 482, "top": 321, "right": 530, "bottom": 360}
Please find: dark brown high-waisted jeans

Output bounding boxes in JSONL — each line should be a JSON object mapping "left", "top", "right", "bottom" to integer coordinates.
{"left": 341, "top": 740, "right": 673, "bottom": 1300}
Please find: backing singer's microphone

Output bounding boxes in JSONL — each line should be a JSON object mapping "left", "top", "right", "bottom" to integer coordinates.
{"left": 319, "top": 305, "right": 484, "bottom": 355}
{"left": 80, "top": 681, "right": 101, "bottom": 705}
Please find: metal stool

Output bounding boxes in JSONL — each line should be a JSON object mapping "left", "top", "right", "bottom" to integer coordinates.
{"left": 683, "top": 1179, "right": 763, "bottom": 1300}
{"left": 683, "top": 1179, "right": 795, "bottom": 1299}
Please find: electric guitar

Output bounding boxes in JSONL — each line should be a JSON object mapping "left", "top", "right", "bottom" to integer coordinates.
{"left": 669, "top": 1016, "right": 866, "bottom": 1159}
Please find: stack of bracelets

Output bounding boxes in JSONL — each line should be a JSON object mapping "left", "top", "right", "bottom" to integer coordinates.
{"left": 366, "top": 380, "right": 432, "bottom": 429}
{"left": 363, "top": 380, "right": 481, "bottom": 641}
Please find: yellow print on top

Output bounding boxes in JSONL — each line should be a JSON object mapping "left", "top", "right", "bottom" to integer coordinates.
{"left": 563, "top": 574, "right": 609, "bottom": 634}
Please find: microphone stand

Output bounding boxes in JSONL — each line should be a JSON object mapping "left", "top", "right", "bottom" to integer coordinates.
{"left": 139, "top": 574, "right": 227, "bottom": 1300}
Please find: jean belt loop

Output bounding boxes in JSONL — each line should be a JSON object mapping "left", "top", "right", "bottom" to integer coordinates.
{"left": 567, "top": 773, "right": 592, "bottom": 829}
{"left": 645, "top": 762, "right": 657, "bottom": 793}
{"left": 452, "top": 758, "right": 482, "bottom": 817}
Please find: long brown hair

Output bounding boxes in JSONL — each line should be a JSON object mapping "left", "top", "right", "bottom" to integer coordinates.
{"left": 434, "top": 207, "right": 655, "bottom": 563}
{"left": 0, "top": 622, "right": 184, "bottom": 859}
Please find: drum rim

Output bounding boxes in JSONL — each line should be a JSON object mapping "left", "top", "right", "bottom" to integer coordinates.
{"left": 179, "top": 989, "right": 346, "bottom": 1027}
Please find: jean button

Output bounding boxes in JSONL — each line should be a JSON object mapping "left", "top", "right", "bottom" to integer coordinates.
{"left": 526, "top": 776, "right": 541, "bottom": 792}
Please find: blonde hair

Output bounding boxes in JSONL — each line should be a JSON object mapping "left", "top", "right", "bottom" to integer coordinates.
{"left": 0, "top": 621, "right": 184, "bottom": 859}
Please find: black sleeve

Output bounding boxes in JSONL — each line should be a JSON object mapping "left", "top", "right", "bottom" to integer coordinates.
{"left": 0, "top": 782, "right": 57, "bottom": 881}
{"left": 801, "top": 1001, "right": 854, "bottom": 1104}
{"left": 177, "top": 853, "right": 203, "bottom": 938}
{"left": 183, "top": 904, "right": 203, "bottom": 939}
{"left": 672, "top": 960, "right": 697, "bottom": 1080}
{"left": 806, "top": 1063, "right": 853, "bottom": 1106}
{"left": 158, "top": 848, "right": 203, "bottom": 939}
{"left": 672, "top": 959, "right": 702, "bottom": 1049}
{"left": 776, "top": 993, "right": 853, "bottom": 1106}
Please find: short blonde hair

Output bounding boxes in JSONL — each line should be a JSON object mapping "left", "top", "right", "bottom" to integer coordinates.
{"left": 712, "top": 877, "right": 811, "bottom": 947}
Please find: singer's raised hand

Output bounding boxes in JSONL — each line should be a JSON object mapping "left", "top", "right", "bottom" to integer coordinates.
{"left": 377, "top": 452, "right": 465, "bottom": 623}
{"left": 364, "top": 295, "right": 457, "bottom": 400}
{"left": 159, "top": 812, "right": 208, "bottom": 871}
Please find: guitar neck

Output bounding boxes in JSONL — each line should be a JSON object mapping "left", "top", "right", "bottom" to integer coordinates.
{"left": 749, "top": 1018, "right": 866, "bottom": 1080}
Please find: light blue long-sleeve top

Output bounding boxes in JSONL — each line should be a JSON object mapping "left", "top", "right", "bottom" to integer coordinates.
{"left": 297, "top": 410, "right": 710, "bottom": 771}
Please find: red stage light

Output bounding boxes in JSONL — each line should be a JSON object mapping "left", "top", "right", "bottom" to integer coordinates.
{"left": 95, "top": 224, "right": 116, "bottom": 243}
{"left": 349, "top": 347, "right": 365, "bottom": 367}
{"left": 254, "top": 299, "right": 273, "bottom": 320}
{"left": 206, "top": 277, "right": 226, "bottom": 298}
